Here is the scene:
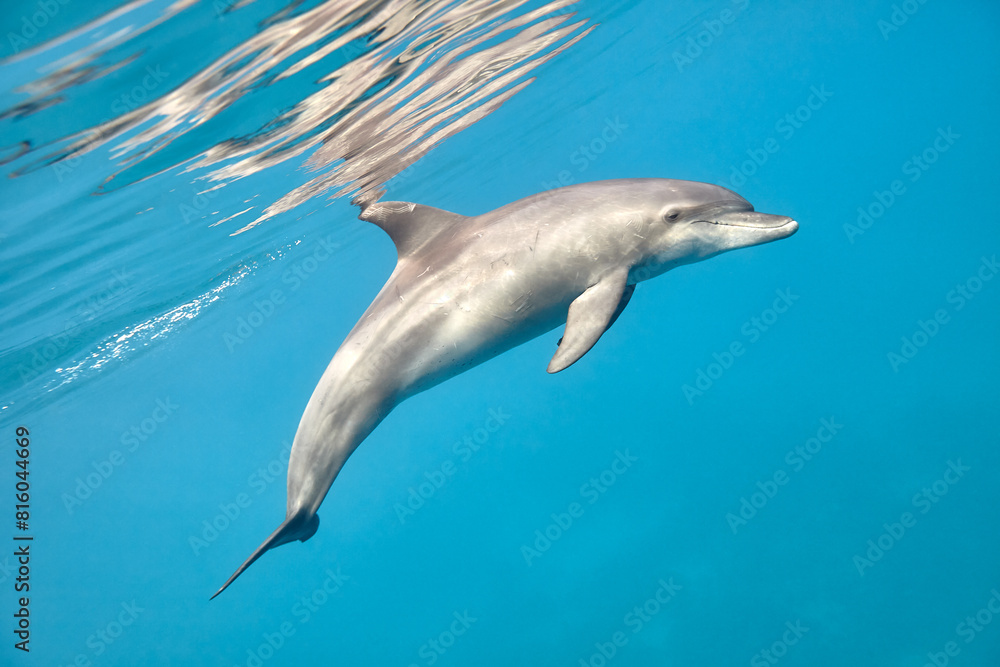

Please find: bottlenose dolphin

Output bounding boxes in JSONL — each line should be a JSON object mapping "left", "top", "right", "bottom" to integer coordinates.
{"left": 212, "top": 178, "right": 797, "bottom": 598}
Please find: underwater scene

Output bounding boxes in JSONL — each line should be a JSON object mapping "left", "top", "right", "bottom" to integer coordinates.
{"left": 0, "top": 0, "right": 998, "bottom": 665}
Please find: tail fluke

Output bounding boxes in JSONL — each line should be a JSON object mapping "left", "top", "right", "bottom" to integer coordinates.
{"left": 210, "top": 512, "right": 320, "bottom": 600}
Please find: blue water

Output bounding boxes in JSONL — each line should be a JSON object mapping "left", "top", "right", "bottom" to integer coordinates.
{"left": 2, "top": 1, "right": 999, "bottom": 665}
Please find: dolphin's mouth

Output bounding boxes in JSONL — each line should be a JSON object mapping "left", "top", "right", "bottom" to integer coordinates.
{"left": 699, "top": 211, "right": 798, "bottom": 231}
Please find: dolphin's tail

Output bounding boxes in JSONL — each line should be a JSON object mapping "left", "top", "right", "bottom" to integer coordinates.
{"left": 210, "top": 511, "right": 319, "bottom": 600}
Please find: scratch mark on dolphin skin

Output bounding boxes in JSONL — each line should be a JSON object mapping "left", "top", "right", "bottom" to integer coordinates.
{"left": 395, "top": 285, "right": 404, "bottom": 302}
{"left": 511, "top": 291, "right": 532, "bottom": 314}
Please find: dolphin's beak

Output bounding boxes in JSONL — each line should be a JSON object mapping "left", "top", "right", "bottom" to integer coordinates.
{"left": 688, "top": 209, "right": 798, "bottom": 251}
{"left": 708, "top": 211, "right": 798, "bottom": 235}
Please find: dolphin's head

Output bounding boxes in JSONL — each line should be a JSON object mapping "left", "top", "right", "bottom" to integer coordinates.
{"left": 627, "top": 179, "right": 797, "bottom": 281}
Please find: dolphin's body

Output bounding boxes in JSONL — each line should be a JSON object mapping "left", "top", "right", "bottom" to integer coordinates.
{"left": 212, "top": 178, "right": 797, "bottom": 598}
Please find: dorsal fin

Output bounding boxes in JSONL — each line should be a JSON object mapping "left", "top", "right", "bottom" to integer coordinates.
{"left": 359, "top": 201, "right": 468, "bottom": 259}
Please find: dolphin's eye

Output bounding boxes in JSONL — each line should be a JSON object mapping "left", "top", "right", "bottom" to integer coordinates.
{"left": 664, "top": 210, "right": 680, "bottom": 222}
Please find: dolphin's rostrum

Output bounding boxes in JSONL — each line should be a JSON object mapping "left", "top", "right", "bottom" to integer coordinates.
{"left": 212, "top": 178, "right": 797, "bottom": 598}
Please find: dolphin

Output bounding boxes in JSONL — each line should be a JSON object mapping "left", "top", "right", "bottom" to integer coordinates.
{"left": 212, "top": 178, "right": 797, "bottom": 598}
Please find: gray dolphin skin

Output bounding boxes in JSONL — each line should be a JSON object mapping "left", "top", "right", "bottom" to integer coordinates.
{"left": 212, "top": 178, "right": 797, "bottom": 598}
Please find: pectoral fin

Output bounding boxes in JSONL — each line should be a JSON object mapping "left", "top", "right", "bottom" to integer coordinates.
{"left": 548, "top": 271, "right": 633, "bottom": 373}
{"left": 606, "top": 282, "right": 635, "bottom": 331}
